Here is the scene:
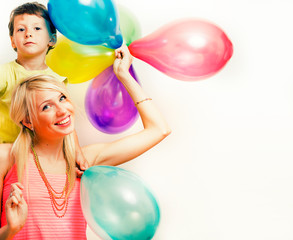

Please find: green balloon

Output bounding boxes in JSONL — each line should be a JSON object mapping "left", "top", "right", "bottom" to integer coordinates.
{"left": 118, "top": 5, "right": 142, "bottom": 46}
{"left": 81, "top": 166, "right": 160, "bottom": 240}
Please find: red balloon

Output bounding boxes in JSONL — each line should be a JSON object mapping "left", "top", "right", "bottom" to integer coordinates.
{"left": 129, "top": 19, "right": 233, "bottom": 81}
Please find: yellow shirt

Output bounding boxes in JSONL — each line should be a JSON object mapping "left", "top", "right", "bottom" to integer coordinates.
{"left": 0, "top": 61, "right": 67, "bottom": 143}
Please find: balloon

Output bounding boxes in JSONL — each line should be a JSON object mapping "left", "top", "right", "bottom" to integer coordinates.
{"left": 118, "top": 5, "right": 142, "bottom": 46}
{"left": 46, "top": 36, "right": 115, "bottom": 84}
{"left": 85, "top": 65, "right": 139, "bottom": 134}
{"left": 48, "top": 0, "right": 123, "bottom": 48}
{"left": 129, "top": 19, "right": 233, "bottom": 81}
{"left": 81, "top": 166, "right": 160, "bottom": 240}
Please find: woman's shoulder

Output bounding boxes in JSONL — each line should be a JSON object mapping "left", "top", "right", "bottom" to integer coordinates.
{"left": 0, "top": 144, "right": 13, "bottom": 177}
{"left": 0, "top": 143, "right": 12, "bottom": 157}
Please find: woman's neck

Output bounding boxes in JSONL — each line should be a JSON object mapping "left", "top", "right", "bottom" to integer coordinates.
{"left": 31, "top": 138, "right": 67, "bottom": 174}
{"left": 32, "top": 138, "right": 64, "bottom": 164}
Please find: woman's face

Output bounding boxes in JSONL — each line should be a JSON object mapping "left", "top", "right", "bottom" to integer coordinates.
{"left": 31, "top": 89, "right": 75, "bottom": 140}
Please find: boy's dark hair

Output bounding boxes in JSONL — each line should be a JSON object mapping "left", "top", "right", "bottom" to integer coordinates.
{"left": 8, "top": 2, "right": 56, "bottom": 53}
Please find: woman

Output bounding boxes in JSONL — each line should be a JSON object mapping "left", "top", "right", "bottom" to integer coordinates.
{"left": 0, "top": 45, "right": 171, "bottom": 239}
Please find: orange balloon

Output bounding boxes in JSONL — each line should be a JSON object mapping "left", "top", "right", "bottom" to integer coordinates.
{"left": 46, "top": 36, "right": 115, "bottom": 84}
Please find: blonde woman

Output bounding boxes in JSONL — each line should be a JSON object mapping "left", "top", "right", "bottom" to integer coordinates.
{"left": 0, "top": 45, "right": 171, "bottom": 239}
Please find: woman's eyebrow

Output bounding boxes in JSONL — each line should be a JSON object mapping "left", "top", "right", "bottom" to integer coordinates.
{"left": 38, "top": 93, "right": 62, "bottom": 108}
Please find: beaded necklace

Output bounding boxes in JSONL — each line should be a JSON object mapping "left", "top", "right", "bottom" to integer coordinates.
{"left": 30, "top": 144, "right": 70, "bottom": 218}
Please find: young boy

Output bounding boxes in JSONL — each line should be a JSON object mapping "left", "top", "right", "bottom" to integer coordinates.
{"left": 0, "top": 2, "right": 88, "bottom": 174}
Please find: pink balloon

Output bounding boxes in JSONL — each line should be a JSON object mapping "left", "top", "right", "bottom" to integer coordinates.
{"left": 129, "top": 19, "right": 233, "bottom": 81}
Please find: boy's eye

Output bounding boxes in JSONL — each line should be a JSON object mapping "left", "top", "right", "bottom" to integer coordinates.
{"left": 17, "top": 28, "right": 25, "bottom": 32}
{"left": 34, "top": 27, "right": 41, "bottom": 30}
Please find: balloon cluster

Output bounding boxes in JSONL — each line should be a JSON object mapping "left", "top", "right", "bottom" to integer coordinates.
{"left": 46, "top": 0, "right": 233, "bottom": 134}
{"left": 47, "top": 1, "right": 233, "bottom": 238}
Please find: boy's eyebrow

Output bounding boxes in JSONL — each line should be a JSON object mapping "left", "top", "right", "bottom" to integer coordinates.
{"left": 15, "top": 22, "right": 44, "bottom": 26}
{"left": 14, "top": 17, "right": 45, "bottom": 26}
{"left": 31, "top": 21, "right": 45, "bottom": 25}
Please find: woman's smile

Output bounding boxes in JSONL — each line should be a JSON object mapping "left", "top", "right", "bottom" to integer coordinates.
{"left": 55, "top": 115, "right": 71, "bottom": 126}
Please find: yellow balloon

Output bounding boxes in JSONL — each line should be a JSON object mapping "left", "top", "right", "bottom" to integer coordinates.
{"left": 46, "top": 36, "right": 115, "bottom": 84}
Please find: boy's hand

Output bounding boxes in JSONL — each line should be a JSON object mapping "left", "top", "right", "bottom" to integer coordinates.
{"left": 75, "top": 150, "right": 89, "bottom": 178}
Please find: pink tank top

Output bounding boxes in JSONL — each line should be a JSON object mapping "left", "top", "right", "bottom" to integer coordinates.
{"left": 1, "top": 161, "right": 87, "bottom": 239}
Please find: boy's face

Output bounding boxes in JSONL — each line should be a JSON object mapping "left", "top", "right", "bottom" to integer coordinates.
{"left": 10, "top": 14, "right": 56, "bottom": 58}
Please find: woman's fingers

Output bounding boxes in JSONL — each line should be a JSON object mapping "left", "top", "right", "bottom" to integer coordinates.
{"left": 115, "top": 46, "right": 124, "bottom": 58}
{"left": 9, "top": 183, "right": 24, "bottom": 205}
{"left": 10, "top": 182, "right": 24, "bottom": 191}
{"left": 10, "top": 195, "right": 20, "bottom": 205}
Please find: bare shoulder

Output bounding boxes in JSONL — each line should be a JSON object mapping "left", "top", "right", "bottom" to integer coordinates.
{"left": 0, "top": 144, "right": 13, "bottom": 177}
{"left": 0, "top": 143, "right": 12, "bottom": 155}
{"left": 0, "top": 143, "right": 12, "bottom": 158}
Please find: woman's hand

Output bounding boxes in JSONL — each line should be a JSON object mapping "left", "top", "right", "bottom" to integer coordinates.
{"left": 75, "top": 150, "right": 89, "bottom": 178}
{"left": 5, "top": 182, "right": 28, "bottom": 235}
{"left": 73, "top": 131, "right": 89, "bottom": 178}
{"left": 113, "top": 45, "right": 133, "bottom": 79}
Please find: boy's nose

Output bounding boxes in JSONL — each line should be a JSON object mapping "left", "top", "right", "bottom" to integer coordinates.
{"left": 25, "top": 32, "right": 32, "bottom": 38}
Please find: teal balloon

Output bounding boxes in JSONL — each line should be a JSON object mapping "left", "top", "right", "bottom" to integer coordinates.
{"left": 48, "top": 0, "right": 123, "bottom": 48}
{"left": 80, "top": 166, "right": 160, "bottom": 240}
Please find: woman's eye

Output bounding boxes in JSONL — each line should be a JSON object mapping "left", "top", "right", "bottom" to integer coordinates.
{"left": 42, "top": 105, "right": 50, "bottom": 111}
{"left": 17, "top": 28, "right": 25, "bottom": 32}
{"left": 35, "top": 27, "right": 41, "bottom": 30}
{"left": 60, "top": 95, "right": 67, "bottom": 101}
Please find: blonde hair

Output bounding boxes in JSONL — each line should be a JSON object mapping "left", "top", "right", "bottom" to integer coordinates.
{"left": 10, "top": 74, "right": 76, "bottom": 194}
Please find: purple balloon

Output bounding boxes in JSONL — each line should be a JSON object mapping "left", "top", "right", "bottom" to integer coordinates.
{"left": 85, "top": 65, "right": 139, "bottom": 134}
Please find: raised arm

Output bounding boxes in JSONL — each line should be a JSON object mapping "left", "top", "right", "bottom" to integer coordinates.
{"left": 83, "top": 45, "right": 171, "bottom": 167}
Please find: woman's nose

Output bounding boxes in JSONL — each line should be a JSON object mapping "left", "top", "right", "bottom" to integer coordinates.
{"left": 56, "top": 104, "right": 67, "bottom": 116}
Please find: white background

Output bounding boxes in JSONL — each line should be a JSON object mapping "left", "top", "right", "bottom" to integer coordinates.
{"left": 1, "top": 0, "right": 293, "bottom": 239}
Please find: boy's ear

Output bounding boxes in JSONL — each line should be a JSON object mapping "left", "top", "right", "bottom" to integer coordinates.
{"left": 48, "top": 34, "right": 57, "bottom": 47}
{"left": 10, "top": 36, "right": 17, "bottom": 50}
